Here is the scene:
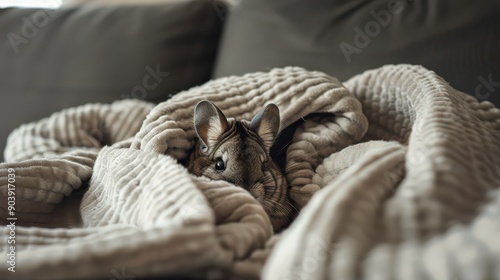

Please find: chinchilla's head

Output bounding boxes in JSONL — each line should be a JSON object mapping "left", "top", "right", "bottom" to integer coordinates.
{"left": 187, "top": 100, "right": 293, "bottom": 231}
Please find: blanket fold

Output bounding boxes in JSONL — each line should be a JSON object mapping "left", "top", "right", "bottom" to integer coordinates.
{"left": 265, "top": 65, "right": 500, "bottom": 280}
{"left": 1, "top": 64, "right": 499, "bottom": 280}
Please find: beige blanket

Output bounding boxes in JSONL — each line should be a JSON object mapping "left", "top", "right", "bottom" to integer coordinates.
{"left": 1, "top": 65, "right": 499, "bottom": 280}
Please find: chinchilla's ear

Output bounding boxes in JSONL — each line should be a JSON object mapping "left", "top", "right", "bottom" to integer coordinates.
{"left": 250, "top": 103, "right": 280, "bottom": 151}
{"left": 194, "top": 101, "right": 229, "bottom": 153}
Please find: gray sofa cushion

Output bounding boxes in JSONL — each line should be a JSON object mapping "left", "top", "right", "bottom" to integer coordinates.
{"left": 214, "top": 0, "right": 500, "bottom": 107}
{"left": 0, "top": 0, "right": 224, "bottom": 160}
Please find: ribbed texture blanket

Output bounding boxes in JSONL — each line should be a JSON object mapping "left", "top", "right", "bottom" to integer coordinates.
{"left": 1, "top": 65, "right": 499, "bottom": 280}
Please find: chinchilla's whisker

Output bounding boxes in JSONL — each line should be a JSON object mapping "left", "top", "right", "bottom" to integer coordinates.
{"left": 282, "top": 200, "right": 300, "bottom": 214}
{"left": 274, "top": 139, "right": 295, "bottom": 155}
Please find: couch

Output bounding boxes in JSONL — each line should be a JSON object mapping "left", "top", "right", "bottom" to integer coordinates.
{"left": 1, "top": 0, "right": 499, "bottom": 161}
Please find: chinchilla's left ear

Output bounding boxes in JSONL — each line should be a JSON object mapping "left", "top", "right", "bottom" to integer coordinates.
{"left": 194, "top": 100, "right": 229, "bottom": 153}
{"left": 250, "top": 103, "right": 280, "bottom": 151}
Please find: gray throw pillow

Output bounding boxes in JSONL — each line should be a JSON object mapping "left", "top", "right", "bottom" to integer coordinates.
{"left": 214, "top": 0, "right": 500, "bottom": 107}
{"left": 0, "top": 0, "right": 225, "bottom": 160}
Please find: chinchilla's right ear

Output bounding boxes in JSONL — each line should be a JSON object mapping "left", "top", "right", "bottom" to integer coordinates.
{"left": 194, "top": 101, "right": 229, "bottom": 153}
{"left": 250, "top": 103, "right": 280, "bottom": 152}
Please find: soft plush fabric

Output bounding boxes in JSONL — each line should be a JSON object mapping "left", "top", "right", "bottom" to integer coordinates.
{"left": 1, "top": 65, "right": 500, "bottom": 279}
{"left": 0, "top": 0, "right": 225, "bottom": 160}
{"left": 214, "top": 0, "right": 500, "bottom": 107}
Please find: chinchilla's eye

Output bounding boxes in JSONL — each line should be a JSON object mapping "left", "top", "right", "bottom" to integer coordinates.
{"left": 215, "top": 158, "right": 225, "bottom": 171}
